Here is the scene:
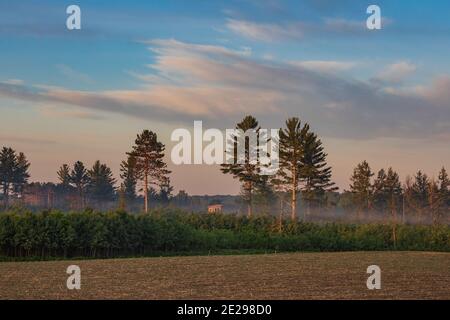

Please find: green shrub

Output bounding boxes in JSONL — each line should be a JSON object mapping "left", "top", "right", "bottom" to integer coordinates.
{"left": 0, "top": 209, "right": 448, "bottom": 260}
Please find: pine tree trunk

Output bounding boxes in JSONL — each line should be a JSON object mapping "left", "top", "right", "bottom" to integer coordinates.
{"left": 248, "top": 182, "right": 252, "bottom": 218}
{"left": 78, "top": 187, "right": 83, "bottom": 210}
{"left": 144, "top": 171, "right": 148, "bottom": 213}
{"left": 279, "top": 198, "right": 283, "bottom": 233}
{"left": 291, "top": 165, "right": 297, "bottom": 221}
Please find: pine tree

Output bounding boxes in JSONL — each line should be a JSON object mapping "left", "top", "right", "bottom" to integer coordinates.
{"left": 0, "top": 147, "right": 17, "bottom": 206}
{"left": 411, "top": 170, "right": 429, "bottom": 222}
{"left": 253, "top": 175, "right": 276, "bottom": 215}
{"left": 117, "top": 185, "right": 127, "bottom": 211}
{"left": 120, "top": 155, "right": 138, "bottom": 201}
{"left": 437, "top": 167, "right": 449, "bottom": 221}
{"left": 428, "top": 179, "right": 441, "bottom": 224}
{"left": 128, "top": 130, "right": 170, "bottom": 213}
{"left": 277, "top": 117, "right": 310, "bottom": 221}
{"left": 0, "top": 147, "right": 30, "bottom": 206}
{"left": 221, "top": 115, "right": 261, "bottom": 217}
{"left": 349, "top": 160, "right": 374, "bottom": 218}
{"left": 69, "top": 161, "right": 89, "bottom": 209}
{"left": 300, "top": 131, "right": 337, "bottom": 219}
{"left": 173, "top": 190, "right": 189, "bottom": 206}
{"left": 158, "top": 176, "right": 173, "bottom": 205}
{"left": 384, "top": 168, "right": 402, "bottom": 245}
{"left": 87, "top": 160, "right": 116, "bottom": 205}
{"left": 403, "top": 175, "right": 414, "bottom": 223}
{"left": 57, "top": 164, "right": 71, "bottom": 187}
{"left": 12, "top": 152, "right": 30, "bottom": 198}
{"left": 373, "top": 169, "right": 388, "bottom": 213}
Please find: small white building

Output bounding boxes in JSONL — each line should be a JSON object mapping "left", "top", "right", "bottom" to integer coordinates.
{"left": 208, "top": 204, "right": 223, "bottom": 214}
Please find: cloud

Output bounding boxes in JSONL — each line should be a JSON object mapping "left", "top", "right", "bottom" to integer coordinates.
{"left": 56, "top": 64, "right": 94, "bottom": 84}
{"left": 226, "top": 19, "right": 304, "bottom": 42}
{"left": 290, "top": 60, "right": 357, "bottom": 73}
{"left": 323, "top": 18, "right": 365, "bottom": 33}
{"left": 39, "top": 105, "right": 104, "bottom": 120}
{"left": 0, "top": 39, "right": 449, "bottom": 140}
{"left": 0, "top": 79, "right": 24, "bottom": 85}
{"left": 0, "top": 134, "right": 56, "bottom": 145}
{"left": 225, "top": 16, "right": 389, "bottom": 42}
{"left": 410, "top": 76, "right": 450, "bottom": 106}
{"left": 373, "top": 61, "right": 417, "bottom": 84}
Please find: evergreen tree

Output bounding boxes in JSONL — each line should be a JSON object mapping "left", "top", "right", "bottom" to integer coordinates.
{"left": 384, "top": 167, "right": 402, "bottom": 246}
{"left": 277, "top": 117, "right": 310, "bottom": 221}
{"left": 373, "top": 169, "right": 388, "bottom": 213}
{"left": 0, "top": 147, "right": 30, "bottom": 206}
{"left": 87, "top": 160, "right": 116, "bottom": 204}
{"left": 411, "top": 170, "right": 429, "bottom": 222}
{"left": 437, "top": 167, "right": 449, "bottom": 218}
{"left": 57, "top": 164, "right": 71, "bottom": 187}
{"left": 128, "top": 130, "right": 171, "bottom": 213}
{"left": 253, "top": 175, "right": 276, "bottom": 215}
{"left": 0, "top": 147, "right": 16, "bottom": 206}
{"left": 349, "top": 160, "right": 374, "bottom": 217}
{"left": 428, "top": 179, "right": 441, "bottom": 224}
{"left": 158, "top": 176, "right": 173, "bottom": 205}
{"left": 12, "top": 152, "right": 30, "bottom": 197}
{"left": 173, "top": 190, "right": 189, "bottom": 206}
{"left": 221, "top": 115, "right": 261, "bottom": 217}
{"left": 120, "top": 155, "right": 138, "bottom": 201}
{"left": 300, "top": 131, "right": 337, "bottom": 218}
{"left": 403, "top": 175, "right": 414, "bottom": 222}
{"left": 69, "top": 161, "right": 89, "bottom": 209}
{"left": 385, "top": 168, "right": 402, "bottom": 216}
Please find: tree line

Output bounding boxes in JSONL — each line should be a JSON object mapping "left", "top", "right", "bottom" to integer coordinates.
{"left": 0, "top": 209, "right": 449, "bottom": 260}
{"left": 0, "top": 115, "right": 448, "bottom": 225}
{"left": 348, "top": 161, "right": 449, "bottom": 224}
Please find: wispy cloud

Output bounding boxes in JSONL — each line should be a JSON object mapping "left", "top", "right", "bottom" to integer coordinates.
{"left": 225, "top": 16, "right": 387, "bottom": 42}
{"left": 55, "top": 64, "right": 94, "bottom": 84}
{"left": 290, "top": 60, "right": 358, "bottom": 73}
{"left": 0, "top": 39, "right": 448, "bottom": 140}
{"left": 226, "top": 19, "right": 304, "bottom": 42}
{"left": 0, "top": 134, "right": 56, "bottom": 145}
{"left": 0, "top": 79, "right": 24, "bottom": 85}
{"left": 39, "top": 105, "right": 104, "bottom": 120}
{"left": 373, "top": 61, "right": 417, "bottom": 85}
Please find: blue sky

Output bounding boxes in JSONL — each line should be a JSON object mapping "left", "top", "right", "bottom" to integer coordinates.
{"left": 1, "top": 0, "right": 449, "bottom": 195}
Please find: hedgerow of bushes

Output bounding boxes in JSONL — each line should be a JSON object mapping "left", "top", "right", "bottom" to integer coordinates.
{"left": 0, "top": 208, "right": 449, "bottom": 260}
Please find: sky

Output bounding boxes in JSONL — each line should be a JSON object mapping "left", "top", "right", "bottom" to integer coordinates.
{"left": 0, "top": 0, "right": 449, "bottom": 195}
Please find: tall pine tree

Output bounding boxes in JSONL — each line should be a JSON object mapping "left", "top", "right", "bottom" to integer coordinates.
{"left": 221, "top": 115, "right": 261, "bottom": 217}
{"left": 120, "top": 155, "right": 138, "bottom": 202}
{"left": 437, "top": 167, "right": 449, "bottom": 221}
{"left": 128, "top": 130, "right": 170, "bottom": 213}
{"left": 69, "top": 161, "right": 89, "bottom": 209}
{"left": 0, "top": 147, "right": 30, "bottom": 206}
{"left": 300, "top": 131, "right": 337, "bottom": 219}
{"left": 277, "top": 117, "right": 310, "bottom": 221}
{"left": 411, "top": 170, "right": 429, "bottom": 222}
{"left": 87, "top": 160, "right": 116, "bottom": 205}
{"left": 349, "top": 160, "right": 374, "bottom": 218}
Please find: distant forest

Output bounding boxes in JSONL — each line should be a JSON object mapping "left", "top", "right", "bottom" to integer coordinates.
{"left": 1, "top": 115, "right": 449, "bottom": 225}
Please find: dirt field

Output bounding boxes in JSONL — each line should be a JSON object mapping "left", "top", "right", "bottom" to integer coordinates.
{"left": 0, "top": 251, "right": 449, "bottom": 299}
